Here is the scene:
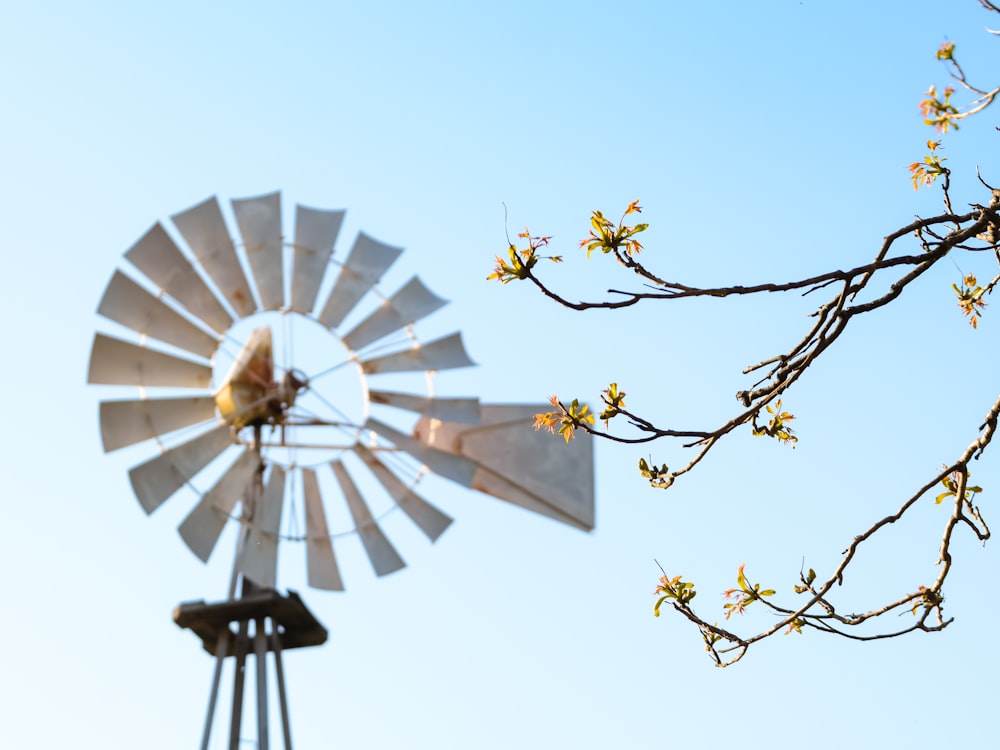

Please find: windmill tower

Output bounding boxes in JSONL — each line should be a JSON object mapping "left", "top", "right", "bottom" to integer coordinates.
{"left": 87, "top": 192, "right": 595, "bottom": 748}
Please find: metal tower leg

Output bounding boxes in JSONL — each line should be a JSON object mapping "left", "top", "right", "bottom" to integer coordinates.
{"left": 200, "top": 631, "right": 231, "bottom": 750}
{"left": 255, "top": 618, "right": 270, "bottom": 750}
{"left": 271, "top": 632, "right": 293, "bottom": 750}
{"left": 228, "top": 621, "right": 250, "bottom": 750}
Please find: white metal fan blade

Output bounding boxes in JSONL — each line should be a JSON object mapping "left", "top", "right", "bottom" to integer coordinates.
{"left": 128, "top": 424, "right": 234, "bottom": 514}
{"left": 369, "top": 390, "right": 481, "bottom": 424}
{"left": 364, "top": 417, "right": 477, "bottom": 487}
{"left": 414, "top": 405, "right": 596, "bottom": 531}
{"left": 290, "top": 205, "right": 344, "bottom": 314}
{"left": 88, "top": 334, "right": 212, "bottom": 388}
{"left": 331, "top": 461, "right": 405, "bottom": 577}
{"left": 178, "top": 449, "right": 260, "bottom": 563}
{"left": 97, "top": 271, "right": 220, "bottom": 360}
{"left": 239, "top": 465, "right": 286, "bottom": 588}
{"left": 171, "top": 196, "right": 256, "bottom": 318}
{"left": 100, "top": 396, "right": 217, "bottom": 452}
{"left": 342, "top": 276, "right": 448, "bottom": 351}
{"left": 124, "top": 223, "right": 233, "bottom": 334}
{"left": 352, "top": 444, "right": 452, "bottom": 541}
{"left": 232, "top": 192, "right": 283, "bottom": 311}
{"left": 360, "top": 332, "right": 475, "bottom": 375}
{"left": 317, "top": 232, "right": 402, "bottom": 329}
{"left": 302, "top": 468, "right": 345, "bottom": 591}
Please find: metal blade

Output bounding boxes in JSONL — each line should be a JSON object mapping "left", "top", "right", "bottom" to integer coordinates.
{"left": 97, "top": 271, "right": 220, "bottom": 359}
{"left": 124, "top": 223, "right": 233, "bottom": 333}
{"left": 369, "top": 390, "right": 481, "bottom": 424}
{"left": 128, "top": 424, "right": 234, "bottom": 514}
{"left": 360, "top": 332, "right": 475, "bottom": 375}
{"left": 100, "top": 396, "right": 217, "bottom": 452}
{"left": 239, "top": 465, "right": 286, "bottom": 588}
{"left": 414, "top": 405, "right": 596, "bottom": 531}
{"left": 317, "top": 232, "right": 402, "bottom": 329}
{"left": 302, "top": 468, "right": 344, "bottom": 591}
{"left": 232, "top": 192, "right": 283, "bottom": 311}
{"left": 178, "top": 449, "right": 260, "bottom": 563}
{"left": 352, "top": 444, "right": 452, "bottom": 541}
{"left": 330, "top": 461, "right": 405, "bottom": 577}
{"left": 88, "top": 334, "right": 212, "bottom": 388}
{"left": 171, "top": 196, "right": 256, "bottom": 318}
{"left": 364, "top": 417, "right": 477, "bottom": 487}
{"left": 342, "top": 276, "right": 448, "bottom": 351}
{"left": 291, "top": 205, "right": 344, "bottom": 314}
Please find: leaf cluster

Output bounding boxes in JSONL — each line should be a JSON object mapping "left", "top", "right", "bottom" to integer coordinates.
{"left": 532, "top": 396, "right": 594, "bottom": 444}
{"left": 721, "top": 565, "right": 775, "bottom": 620}
{"left": 579, "top": 200, "right": 648, "bottom": 260}
{"left": 750, "top": 399, "right": 797, "bottom": 446}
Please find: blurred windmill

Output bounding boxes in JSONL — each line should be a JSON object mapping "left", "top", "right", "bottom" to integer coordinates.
{"left": 87, "top": 192, "right": 595, "bottom": 749}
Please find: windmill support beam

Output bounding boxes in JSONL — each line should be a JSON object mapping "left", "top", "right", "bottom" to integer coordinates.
{"left": 175, "top": 590, "right": 327, "bottom": 749}
{"left": 200, "top": 631, "right": 230, "bottom": 750}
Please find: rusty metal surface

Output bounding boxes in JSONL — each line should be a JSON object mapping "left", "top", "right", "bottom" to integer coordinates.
{"left": 360, "top": 332, "right": 475, "bottom": 375}
{"left": 368, "top": 390, "right": 480, "bottom": 424}
{"left": 88, "top": 333, "right": 213, "bottom": 388}
{"left": 239, "top": 466, "right": 286, "bottom": 588}
{"left": 317, "top": 231, "right": 402, "bottom": 329}
{"left": 290, "top": 204, "right": 344, "bottom": 314}
{"left": 353, "top": 443, "right": 452, "bottom": 541}
{"left": 331, "top": 460, "right": 405, "bottom": 577}
{"left": 172, "top": 195, "right": 256, "bottom": 318}
{"left": 302, "top": 468, "right": 345, "bottom": 591}
{"left": 99, "top": 396, "right": 217, "bottom": 452}
{"left": 128, "top": 424, "right": 234, "bottom": 514}
{"left": 365, "top": 417, "right": 477, "bottom": 487}
{"left": 179, "top": 449, "right": 259, "bottom": 562}
{"left": 414, "top": 405, "right": 595, "bottom": 531}
{"left": 232, "top": 192, "right": 283, "bottom": 311}
{"left": 98, "top": 270, "right": 220, "bottom": 359}
{"left": 342, "top": 276, "right": 448, "bottom": 351}
{"left": 124, "top": 222, "right": 233, "bottom": 334}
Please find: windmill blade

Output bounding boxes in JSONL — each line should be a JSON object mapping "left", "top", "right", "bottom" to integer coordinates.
{"left": 97, "top": 271, "right": 220, "bottom": 360}
{"left": 317, "top": 232, "right": 402, "bottom": 329}
{"left": 369, "top": 390, "right": 481, "bottom": 424}
{"left": 128, "top": 424, "right": 234, "bottom": 514}
{"left": 353, "top": 444, "right": 452, "bottom": 541}
{"left": 88, "top": 334, "right": 212, "bottom": 389}
{"left": 290, "top": 204, "right": 345, "bottom": 314}
{"left": 100, "top": 396, "right": 217, "bottom": 452}
{"left": 414, "top": 405, "right": 595, "bottom": 531}
{"left": 239, "top": 465, "right": 286, "bottom": 588}
{"left": 232, "top": 192, "right": 283, "bottom": 311}
{"left": 179, "top": 448, "right": 260, "bottom": 563}
{"left": 330, "top": 461, "right": 405, "bottom": 577}
{"left": 124, "top": 223, "right": 233, "bottom": 334}
{"left": 171, "top": 196, "right": 256, "bottom": 318}
{"left": 341, "top": 276, "right": 448, "bottom": 351}
{"left": 302, "top": 468, "right": 344, "bottom": 591}
{"left": 360, "top": 332, "right": 475, "bottom": 375}
{"left": 364, "top": 417, "right": 477, "bottom": 487}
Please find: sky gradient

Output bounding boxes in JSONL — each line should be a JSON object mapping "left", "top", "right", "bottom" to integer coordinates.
{"left": 2, "top": 2, "right": 999, "bottom": 747}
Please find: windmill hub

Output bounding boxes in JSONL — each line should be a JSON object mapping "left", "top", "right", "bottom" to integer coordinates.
{"left": 211, "top": 311, "right": 367, "bottom": 467}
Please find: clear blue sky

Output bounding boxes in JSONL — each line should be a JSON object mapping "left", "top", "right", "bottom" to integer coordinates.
{"left": 3, "top": 1, "right": 999, "bottom": 747}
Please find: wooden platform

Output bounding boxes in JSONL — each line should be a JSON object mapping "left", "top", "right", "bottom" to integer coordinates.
{"left": 174, "top": 589, "right": 328, "bottom": 656}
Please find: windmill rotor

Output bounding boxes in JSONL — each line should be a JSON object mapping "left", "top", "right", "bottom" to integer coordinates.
{"left": 88, "top": 191, "right": 595, "bottom": 594}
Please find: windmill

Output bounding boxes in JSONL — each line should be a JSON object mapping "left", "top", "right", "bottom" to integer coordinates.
{"left": 87, "top": 192, "right": 595, "bottom": 749}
